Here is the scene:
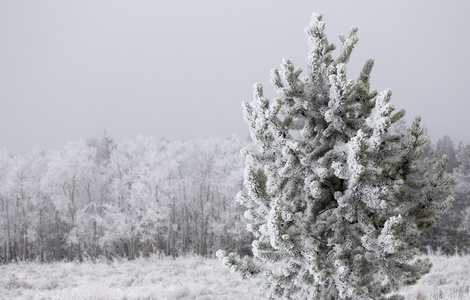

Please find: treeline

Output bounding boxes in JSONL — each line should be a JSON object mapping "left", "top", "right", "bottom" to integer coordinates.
{"left": 418, "top": 135, "right": 470, "bottom": 254}
{"left": 1, "top": 132, "right": 470, "bottom": 263}
{"left": 0, "top": 136, "right": 252, "bottom": 263}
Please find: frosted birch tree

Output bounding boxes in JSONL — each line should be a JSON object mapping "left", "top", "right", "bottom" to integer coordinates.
{"left": 42, "top": 140, "right": 98, "bottom": 262}
{"left": 218, "top": 13, "right": 454, "bottom": 299}
{"left": 0, "top": 148, "right": 48, "bottom": 262}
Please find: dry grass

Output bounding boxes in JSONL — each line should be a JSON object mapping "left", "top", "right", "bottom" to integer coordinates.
{"left": 0, "top": 255, "right": 263, "bottom": 300}
{"left": 1, "top": 254, "right": 469, "bottom": 299}
{"left": 399, "top": 254, "right": 470, "bottom": 300}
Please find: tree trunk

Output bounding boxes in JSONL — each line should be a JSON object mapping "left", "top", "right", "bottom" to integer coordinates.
{"left": 93, "top": 220, "right": 100, "bottom": 258}
{"left": 119, "top": 239, "right": 125, "bottom": 257}
{"left": 143, "top": 240, "right": 149, "bottom": 257}
{"left": 68, "top": 244, "right": 73, "bottom": 261}
{"left": 200, "top": 216, "right": 208, "bottom": 257}
{"left": 170, "top": 199, "right": 176, "bottom": 259}
{"left": 171, "top": 234, "right": 175, "bottom": 259}
{"left": 24, "top": 232, "right": 28, "bottom": 261}
{"left": 55, "top": 212, "right": 60, "bottom": 261}
{"left": 236, "top": 238, "right": 241, "bottom": 256}
{"left": 13, "top": 238, "right": 17, "bottom": 262}
{"left": 185, "top": 213, "right": 190, "bottom": 254}
{"left": 5, "top": 200, "right": 11, "bottom": 262}
{"left": 20, "top": 228, "right": 25, "bottom": 261}
{"left": 208, "top": 232, "right": 214, "bottom": 256}
{"left": 78, "top": 242, "right": 83, "bottom": 263}
{"left": 156, "top": 228, "right": 161, "bottom": 254}
{"left": 130, "top": 239, "right": 135, "bottom": 259}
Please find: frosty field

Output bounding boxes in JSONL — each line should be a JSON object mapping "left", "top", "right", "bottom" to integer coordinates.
{"left": 0, "top": 256, "right": 264, "bottom": 300}
{"left": 0, "top": 254, "right": 469, "bottom": 300}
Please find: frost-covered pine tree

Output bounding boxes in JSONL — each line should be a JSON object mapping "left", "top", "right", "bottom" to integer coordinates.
{"left": 217, "top": 13, "right": 454, "bottom": 300}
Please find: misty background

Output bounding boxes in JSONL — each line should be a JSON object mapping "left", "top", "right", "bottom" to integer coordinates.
{"left": 1, "top": 1, "right": 469, "bottom": 152}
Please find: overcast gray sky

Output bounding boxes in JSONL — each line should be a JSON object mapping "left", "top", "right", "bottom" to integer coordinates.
{"left": 1, "top": 1, "right": 470, "bottom": 152}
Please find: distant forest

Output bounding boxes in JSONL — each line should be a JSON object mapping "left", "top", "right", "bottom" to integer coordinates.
{"left": 0, "top": 132, "right": 468, "bottom": 263}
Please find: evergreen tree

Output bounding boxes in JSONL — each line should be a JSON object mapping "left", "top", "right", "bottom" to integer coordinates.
{"left": 418, "top": 139, "right": 470, "bottom": 254}
{"left": 434, "top": 135, "right": 458, "bottom": 173}
{"left": 218, "top": 13, "right": 454, "bottom": 299}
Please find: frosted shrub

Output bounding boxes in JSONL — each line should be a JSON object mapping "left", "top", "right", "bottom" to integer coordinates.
{"left": 218, "top": 13, "right": 454, "bottom": 300}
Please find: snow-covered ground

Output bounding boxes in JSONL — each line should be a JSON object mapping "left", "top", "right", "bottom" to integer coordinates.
{"left": 0, "top": 254, "right": 468, "bottom": 300}
{"left": 0, "top": 256, "right": 264, "bottom": 300}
